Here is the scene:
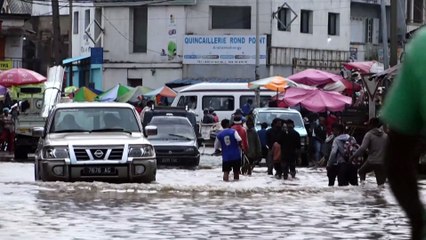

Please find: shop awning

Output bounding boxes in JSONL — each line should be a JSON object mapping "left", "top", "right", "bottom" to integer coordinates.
{"left": 62, "top": 55, "right": 91, "bottom": 65}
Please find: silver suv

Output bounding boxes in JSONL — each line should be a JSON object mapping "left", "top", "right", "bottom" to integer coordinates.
{"left": 33, "top": 102, "right": 157, "bottom": 183}
{"left": 252, "top": 107, "right": 308, "bottom": 150}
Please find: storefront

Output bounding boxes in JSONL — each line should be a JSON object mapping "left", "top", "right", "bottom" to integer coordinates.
{"left": 62, "top": 47, "right": 103, "bottom": 89}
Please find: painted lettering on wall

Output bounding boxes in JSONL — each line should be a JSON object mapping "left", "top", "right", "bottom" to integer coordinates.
{"left": 183, "top": 35, "right": 267, "bottom": 65}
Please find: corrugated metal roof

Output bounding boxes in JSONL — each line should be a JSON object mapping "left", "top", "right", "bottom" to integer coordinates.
{"left": 6, "top": 0, "right": 31, "bottom": 14}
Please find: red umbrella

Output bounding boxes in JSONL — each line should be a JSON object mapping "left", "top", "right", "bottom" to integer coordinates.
{"left": 0, "top": 68, "right": 47, "bottom": 87}
{"left": 278, "top": 87, "right": 352, "bottom": 112}
{"left": 343, "top": 61, "right": 384, "bottom": 74}
{"left": 287, "top": 69, "right": 342, "bottom": 86}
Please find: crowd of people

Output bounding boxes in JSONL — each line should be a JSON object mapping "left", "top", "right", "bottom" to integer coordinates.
{"left": 213, "top": 108, "right": 388, "bottom": 187}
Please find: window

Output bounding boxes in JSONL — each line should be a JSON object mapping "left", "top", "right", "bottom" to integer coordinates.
{"left": 414, "top": 0, "right": 423, "bottom": 23}
{"left": 50, "top": 107, "right": 140, "bottom": 133}
{"left": 202, "top": 96, "right": 234, "bottom": 111}
{"left": 73, "top": 11, "right": 79, "bottom": 34}
{"left": 94, "top": 8, "right": 103, "bottom": 47}
{"left": 365, "top": 18, "right": 373, "bottom": 43}
{"left": 127, "top": 78, "right": 142, "bottom": 87}
{"left": 328, "top": 13, "right": 339, "bottom": 36}
{"left": 240, "top": 96, "right": 271, "bottom": 109}
{"left": 277, "top": 8, "right": 291, "bottom": 31}
{"left": 133, "top": 6, "right": 148, "bottom": 53}
{"left": 84, "top": 9, "right": 90, "bottom": 30}
{"left": 300, "top": 10, "right": 313, "bottom": 34}
{"left": 211, "top": 6, "right": 251, "bottom": 29}
{"left": 177, "top": 96, "right": 197, "bottom": 109}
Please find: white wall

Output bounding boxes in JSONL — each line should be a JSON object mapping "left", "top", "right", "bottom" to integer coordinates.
{"left": 102, "top": 6, "right": 186, "bottom": 63}
{"left": 5, "top": 37, "right": 23, "bottom": 59}
{"left": 71, "top": 3, "right": 96, "bottom": 57}
{"left": 271, "top": 0, "right": 351, "bottom": 51}
{"left": 32, "top": 2, "right": 69, "bottom": 16}
{"left": 102, "top": 66, "right": 182, "bottom": 90}
{"left": 185, "top": 0, "right": 272, "bottom": 35}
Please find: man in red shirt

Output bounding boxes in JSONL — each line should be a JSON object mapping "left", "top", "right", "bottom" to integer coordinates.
{"left": 232, "top": 116, "right": 248, "bottom": 153}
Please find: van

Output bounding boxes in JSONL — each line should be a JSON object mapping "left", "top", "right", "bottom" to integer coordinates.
{"left": 171, "top": 83, "right": 275, "bottom": 122}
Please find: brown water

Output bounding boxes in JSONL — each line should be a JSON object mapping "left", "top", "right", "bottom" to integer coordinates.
{"left": 0, "top": 160, "right": 411, "bottom": 240}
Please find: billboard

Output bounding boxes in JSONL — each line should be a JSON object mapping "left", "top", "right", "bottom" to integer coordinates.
{"left": 183, "top": 35, "right": 267, "bottom": 65}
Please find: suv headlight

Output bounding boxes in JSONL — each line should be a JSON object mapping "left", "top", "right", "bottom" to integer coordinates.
{"left": 43, "top": 146, "right": 69, "bottom": 159}
{"left": 128, "top": 145, "right": 155, "bottom": 158}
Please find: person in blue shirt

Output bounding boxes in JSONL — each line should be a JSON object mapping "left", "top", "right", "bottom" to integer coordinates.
{"left": 257, "top": 122, "right": 268, "bottom": 161}
{"left": 214, "top": 119, "right": 242, "bottom": 181}
{"left": 242, "top": 99, "right": 253, "bottom": 116}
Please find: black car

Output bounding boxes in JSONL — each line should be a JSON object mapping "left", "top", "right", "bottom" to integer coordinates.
{"left": 147, "top": 116, "right": 200, "bottom": 167}
{"left": 142, "top": 106, "right": 199, "bottom": 137}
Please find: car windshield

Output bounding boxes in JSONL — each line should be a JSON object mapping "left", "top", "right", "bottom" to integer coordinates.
{"left": 256, "top": 111, "right": 304, "bottom": 128}
{"left": 148, "top": 117, "right": 195, "bottom": 141}
{"left": 49, "top": 107, "right": 140, "bottom": 133}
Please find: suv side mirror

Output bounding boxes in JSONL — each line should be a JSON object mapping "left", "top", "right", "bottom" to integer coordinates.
{"left": 145, "top": 126, "right": 158, "bottom": 136}
{"left": 32, "top": 127, "right": 45, "bottom": 138}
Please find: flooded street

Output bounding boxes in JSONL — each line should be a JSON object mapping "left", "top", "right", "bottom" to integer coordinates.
{"left": 0, "top": 153, "right": 415, "bottom": 239}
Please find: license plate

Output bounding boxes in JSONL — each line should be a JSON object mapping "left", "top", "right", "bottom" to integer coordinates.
{"left": 160, "top": 158, "right": 178, "bottom": 163}
{"left": 82, "top": 167, "right": 117, "bottom": 176}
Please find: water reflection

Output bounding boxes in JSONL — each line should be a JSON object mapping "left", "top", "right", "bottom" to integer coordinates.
{"left": 0, "top": 162, "right": 414, "bottom": 239}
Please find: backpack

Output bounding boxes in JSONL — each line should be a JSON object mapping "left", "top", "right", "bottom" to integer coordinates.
{"left": 343, "top": 136, "right": 363, "bottom": 166}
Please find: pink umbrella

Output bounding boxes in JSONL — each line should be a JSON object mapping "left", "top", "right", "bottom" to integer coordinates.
{"left": 278, "top": 87, "right": 352, "bottom": 112}
{"left": 343, "top": 61, "right": 384, "bottom": 74}
{"left": 287, "top": 69, "right": 342, "bottom": 86}
{"left": 0, "top": 68, "right": 47, "bottom": 87}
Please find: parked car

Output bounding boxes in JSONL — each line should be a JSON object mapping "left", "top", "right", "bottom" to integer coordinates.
{"left": 33, "top": 102, "right": 157, "bottom": 183}
{"left": 142, "top": 106, "right": 199, "bottom": 138}
{"left": 147, "top": 116, "right": 200, "bottom": 167}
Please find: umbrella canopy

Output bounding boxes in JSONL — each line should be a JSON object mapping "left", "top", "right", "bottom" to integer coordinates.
{"left": 64, "top": 86, "right": 78, "bottom": 95}
{"left": 287, "top": 69, "right": 342, "bottom": 86}
{"left": 372, "top": 64, "right": 400, "bottom": 80}
{"left": 323, "top": 79, "right": 362, "bottom": 93}
{"left": 73, "top": 87, "right": 99, "bottom": 102}
{"left": 278, "top": 87, "right": 352, "bottom": 112}
{"left": 144, "top": 86, "right": 177, "bottom": 98}
{"left": 248, "top": 76, "right": 298, "bottom": 92}
{"left": 117, "top": 86, "right": 153, "bottom": 103}
{"left": 0, "top": 68, "right": 47, "bottom": 87}
{"left": 343, "top": 61, "right": 384, "bottom": 74}
{"left": 96, "top": 84, "right": 131, "bottom": 102}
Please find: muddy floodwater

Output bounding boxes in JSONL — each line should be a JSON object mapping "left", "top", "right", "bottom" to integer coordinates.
{"left": 0, "top": 154, "right": 417, "bottom": 239}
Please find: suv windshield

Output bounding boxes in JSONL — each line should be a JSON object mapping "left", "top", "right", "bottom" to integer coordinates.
{"left": 256, "top": 111, "right": 304, "bottom": 128}
{"left": 49, "top": 107, "right": 140, "bottom": 133}
{"left": 148, "top": 117, "right": 195, "bottom": 141}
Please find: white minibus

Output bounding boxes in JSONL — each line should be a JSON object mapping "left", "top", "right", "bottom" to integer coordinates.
{"left": 171, "top": 83, "right": 275, "bottom": 122}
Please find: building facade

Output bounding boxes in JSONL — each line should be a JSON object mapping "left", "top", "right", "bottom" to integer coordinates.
{"left": 68, "top": 0, "right": 418, "bottom": 90}
{"left": 270, "top": 0, "right": 351, "bottom": 76}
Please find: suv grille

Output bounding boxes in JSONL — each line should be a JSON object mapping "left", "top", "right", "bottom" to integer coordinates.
{"left": 73, "top": 146, "right": 124, "bottom": 161}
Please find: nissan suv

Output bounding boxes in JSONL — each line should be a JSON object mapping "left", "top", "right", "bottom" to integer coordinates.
{"left": 33, "top": 102, "right": 157, "bottom": 183}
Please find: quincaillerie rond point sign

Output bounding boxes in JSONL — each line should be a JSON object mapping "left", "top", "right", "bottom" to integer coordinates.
{"left": 183, "top": 35, "right": 267, "bottom": 65}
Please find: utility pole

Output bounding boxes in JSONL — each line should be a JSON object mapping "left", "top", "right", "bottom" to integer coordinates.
{"left": 390, "top": 0, "right": 398, "bottom": 66}
{"left": 380, "top": 0, "right": 389, "bottom": 69}
{"left": 52, "top": 0, "right": 62, "bottom": 65}
{"left": 254, "top": 0, "right": 260, "bottom": 107}
{"left": 68, "top": 0, "right": 73, "bottom": 58}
